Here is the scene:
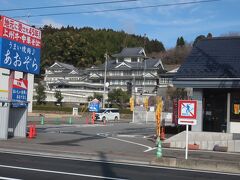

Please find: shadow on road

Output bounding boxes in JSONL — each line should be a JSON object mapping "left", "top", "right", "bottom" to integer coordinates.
{"left": 40, "top": 133, "right": 105, "bottom": 146}
{"left": 98, "top": 151, "right": 127, "bottom": 179}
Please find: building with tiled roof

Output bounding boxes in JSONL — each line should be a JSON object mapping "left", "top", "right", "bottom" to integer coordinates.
{"left": 173, "top": 37, "right": 240, "bottom": 133}
{"left": 89, "top": 47, "right": 165, "bottom": 94}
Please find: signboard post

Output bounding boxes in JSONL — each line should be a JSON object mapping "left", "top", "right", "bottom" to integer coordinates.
{"left": 0, "top": 15, "right": 41, "bottom": 139}
{"left": 178, "top": 100, "right": 197, "bottom": 160}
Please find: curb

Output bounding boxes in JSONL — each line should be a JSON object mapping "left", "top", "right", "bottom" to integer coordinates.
{"left": 151, "top": 157, "right": 240, "bottom": 174}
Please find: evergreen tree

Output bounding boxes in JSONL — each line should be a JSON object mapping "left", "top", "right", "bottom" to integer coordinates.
{"left": 176, "top": 36, "right": 185, "bottom": 47}
{"left": 34, "top": 82, "right": 46, "bottom": 105}
{"left": 40, "top": 26, "right": 165, "bottom": 70}
{"left": 54, "top": 90, "right": 64, "bottom": 105}
{"left": 108, "top": 89, "right": 130, "bottom": 107}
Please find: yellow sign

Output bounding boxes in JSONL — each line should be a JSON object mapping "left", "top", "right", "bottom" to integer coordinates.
{"left": 130, "top": 97, "right": 134, "bottom": 111}
{"left": 155, "top": 96, "right": 163, "bottom": 137}
{"left": 144, "top": 97, "right": 148, "bottom": 110}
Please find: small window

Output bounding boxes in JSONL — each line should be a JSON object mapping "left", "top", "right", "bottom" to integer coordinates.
{"left": 230, "top": 92, "right": 240, "bottom": 122}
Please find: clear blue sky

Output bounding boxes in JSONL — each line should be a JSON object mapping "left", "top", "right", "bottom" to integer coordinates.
{"left": 1, "top": 0, "right": 240, "bottom": 49}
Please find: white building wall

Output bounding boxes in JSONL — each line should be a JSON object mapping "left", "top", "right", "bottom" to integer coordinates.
{"left": 0, "top": 68, "right": 9, "bottom": 101}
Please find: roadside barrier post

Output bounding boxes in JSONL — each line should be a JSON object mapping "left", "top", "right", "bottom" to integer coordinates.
{"left": 86, "top": 117, "right": 89, "bottom": 124}
{"left": 33, "top": 124, "right": 37, "bottom": 137}
{"left": 160, "top": 126, "right": 165, "bottom": 140}
{"left": 28, "top": 125, "right": 33, "bottom": 139}
{"left": 156, "top": 136, "right": 162, "bottom": 158}
{"left": 68, "top": 117, "right": 72, "bottom": 124}
{"left": 55, "top": 118, "right": 60, "bottom": 125}
{"left": 92, "top": 112, "right": 95, "bottom": 124}
{"left": 40, "top": 116, "right": 44, "bottom": 125}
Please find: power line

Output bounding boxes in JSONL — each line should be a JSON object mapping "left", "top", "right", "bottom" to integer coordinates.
{"left": 12, "top": 0, "right": 221, "bottom": 18}
{"left": 0, "top": 0, "right": 138, "bottom": 12}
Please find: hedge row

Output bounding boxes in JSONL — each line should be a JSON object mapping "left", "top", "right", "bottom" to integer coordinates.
{"left": 33, "top": 105, "right": 132, "bottom": 114}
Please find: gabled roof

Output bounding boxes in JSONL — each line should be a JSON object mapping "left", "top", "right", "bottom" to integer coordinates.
{"left": 173, "top": 37, "right": 240, "bottom": 88}
{"left": 48, "top": 61, "right": 79, "bottom": 72}
{"left": 175, "top": 37, "right": 240, "bottom": 79}
{"left": 112, "top": 47, "right": 146, "bottom": 58}
{"left": 93, "top": 58, "right": 164, "bottom": 71}
{"left": 115, "top": 62, "right": 132, "bottom": 69}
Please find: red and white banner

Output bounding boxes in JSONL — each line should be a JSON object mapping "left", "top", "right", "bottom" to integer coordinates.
{"left": 12, "top": 79, "right": 28, "bottom": 90}
{"left": 0, "top": 16, "right": 41, "bottom": 48}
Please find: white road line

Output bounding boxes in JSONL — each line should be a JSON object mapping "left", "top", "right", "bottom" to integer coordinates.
{"left": 97, "top": 133, "right": 154, "bottom": 152}
{"left": 0, "top": 150, "right": 239, "bottom": 177}
{"left": 144, "top": 147, "right": 157, "bottom": 152}
{"left": 0, "top": 164, "right": 127, "bottom": 180}
{"left": 0, "top": 177, "right": 22, "bottom": 180}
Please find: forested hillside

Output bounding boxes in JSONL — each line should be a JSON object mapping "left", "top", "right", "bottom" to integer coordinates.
{"left": 40, "top": 25, "right": 165, "bottom": 69}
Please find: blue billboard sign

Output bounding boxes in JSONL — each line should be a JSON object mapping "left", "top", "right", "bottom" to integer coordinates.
{"left": 0, "top": 38, "right": 41, "bottom": 74}
{"left": 0, "top": 15, "right": 41, "bottom": 74}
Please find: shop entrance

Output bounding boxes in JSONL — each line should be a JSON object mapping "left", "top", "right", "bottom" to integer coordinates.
{"left": 203, "top": 89, "right": 227, "bottom": 132}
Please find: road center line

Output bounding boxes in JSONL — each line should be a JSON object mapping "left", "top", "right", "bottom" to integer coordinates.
{"left": 0, "top": 176, "right": 22, "bottom": 180}
{"left": 97, "top": 133, "right": 154, "bottom": 152}
{"left": 0, "top": 164, "right": 127, "bottom": 180}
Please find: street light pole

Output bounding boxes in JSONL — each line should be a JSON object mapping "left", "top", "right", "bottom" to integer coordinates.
{"left": 103, "top": 53, "right": 108, "bottom": 108}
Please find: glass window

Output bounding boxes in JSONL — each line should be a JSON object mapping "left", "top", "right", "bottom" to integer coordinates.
{"left": 230, "top": 92, "right": 240, "bottom": 122}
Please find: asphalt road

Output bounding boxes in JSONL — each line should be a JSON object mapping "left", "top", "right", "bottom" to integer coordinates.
{"left": 2, "top": 122, "right": 240, "bottom": 164}
{"left": 0, "top": 152, "right": 239, "bottom": 180}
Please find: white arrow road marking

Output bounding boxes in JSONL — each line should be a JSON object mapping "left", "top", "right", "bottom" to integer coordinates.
{"left": 0, "top": 164, "right": 127, "bottom": 180}
{"left": 97, "top": 133, "right": 155, "bottom": 152}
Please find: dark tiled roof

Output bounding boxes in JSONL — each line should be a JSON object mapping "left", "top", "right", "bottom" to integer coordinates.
{"left": 175, "top": 37, "right": 240, "bottom": 79}
{"left": 112, "top": 47, "right": 146, "bottom": 58}
{"left": 48, "top": 61, "right": 79, "bottom": 72}
{"left": 93, "top": 59, "right": 163, "bottom": 70}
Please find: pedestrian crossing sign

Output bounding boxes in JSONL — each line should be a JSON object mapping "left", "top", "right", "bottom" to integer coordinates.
{"left": 178, "top": 100, "right": 197, "bottom": 125}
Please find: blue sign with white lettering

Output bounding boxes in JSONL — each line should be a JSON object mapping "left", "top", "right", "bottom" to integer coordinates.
{"left": 0, "top": 38, "right": 41, "bottom": 74}
{"left": 11, "top": 79, "right": 28, "bottom": 108}
{"left": 89, "top": 102, "right": 100, "bottom": 112}
{"left": 12, "top": 88, "right": 27, "bottom": 102}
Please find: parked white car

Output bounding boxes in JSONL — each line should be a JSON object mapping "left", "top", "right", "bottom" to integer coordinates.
{"left": 95, "top": 108, "right": 120, "bottom": 121}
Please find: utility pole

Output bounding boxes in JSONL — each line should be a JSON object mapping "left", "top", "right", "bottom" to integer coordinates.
{"left": 103, "top": 52, "right": 108, "bottom": 108}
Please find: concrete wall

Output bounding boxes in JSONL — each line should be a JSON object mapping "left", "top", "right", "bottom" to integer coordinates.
{"left": 165, "top": 131, "right": 240, "bottom": 152}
